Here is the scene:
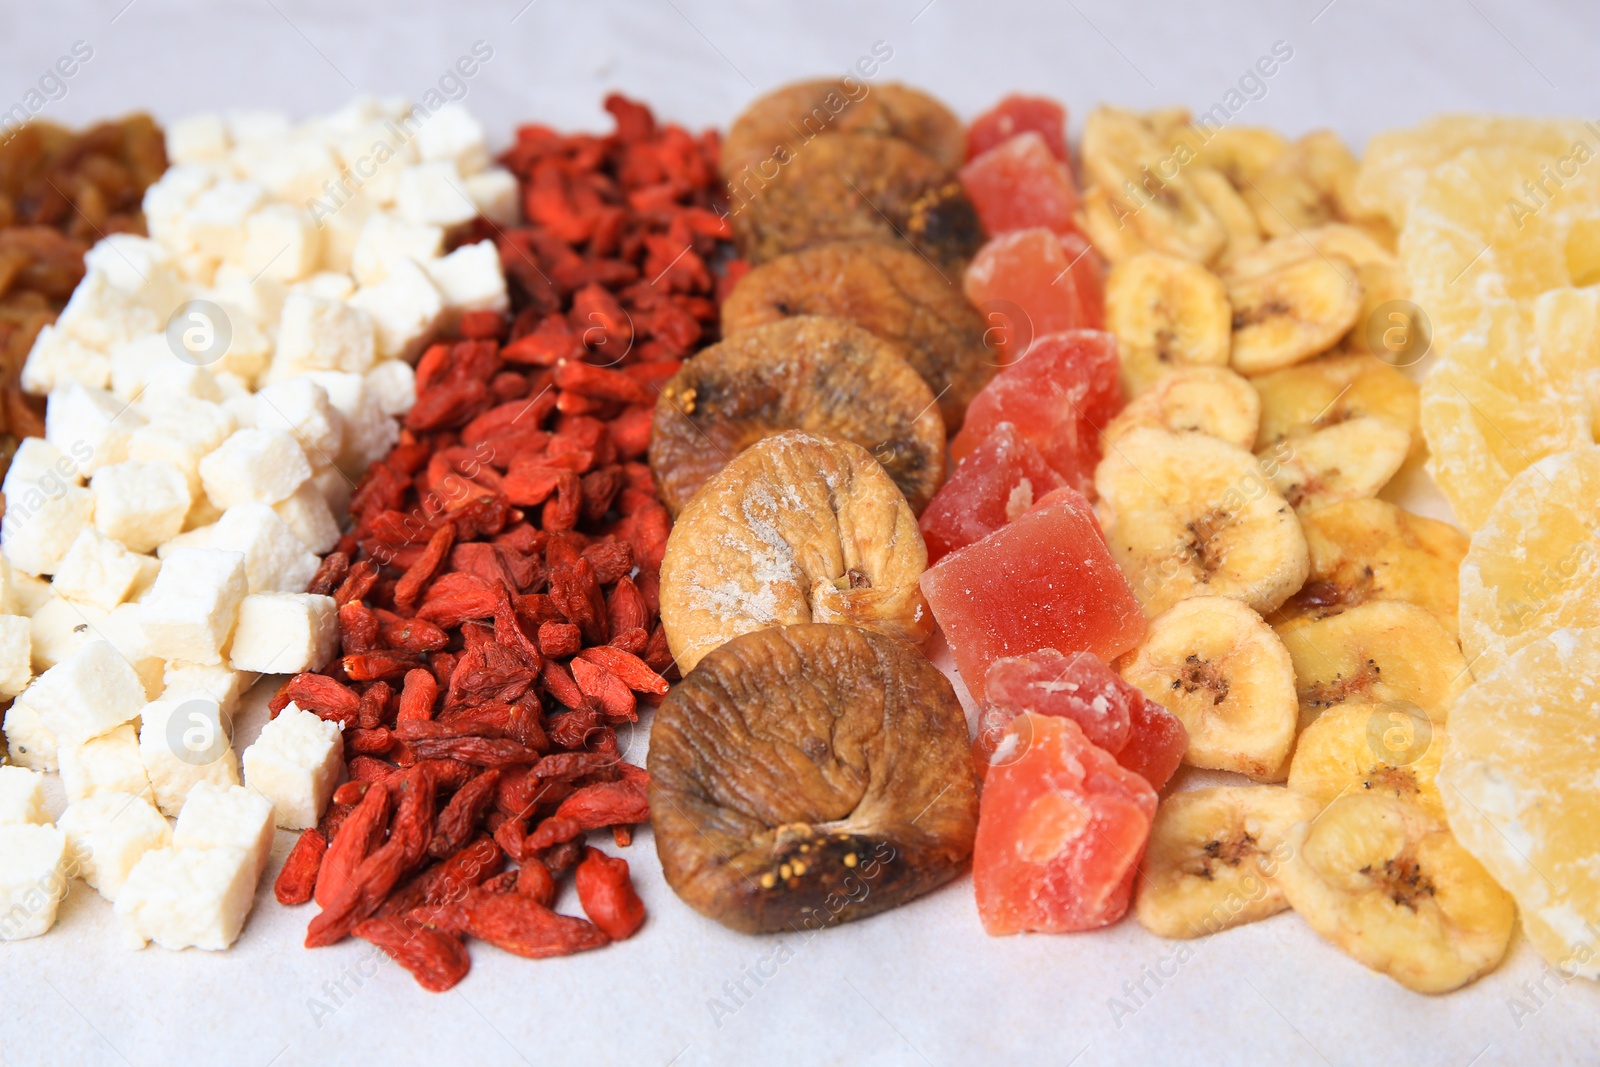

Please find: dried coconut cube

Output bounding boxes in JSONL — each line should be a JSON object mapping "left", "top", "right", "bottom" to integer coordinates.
{"left": 127, "top": 396, "right": 237, "bottom": 497}
{"left": 138, "top": 548, "right": 248, "bottom": 665}
{"left": 52, "top": 270, "right": 169, "bottom": 354}
{"left": 292, "top": 272, "right": 356, "bottom": 302}
{"left": 107, "top": 334, "right": 176, "bottom": 402}
{"left": 58, "top": 723, "right": 152, "bottom": 804}
{"left": 27, "top": 597, "right": 107, "bottom": 673}
{"left": 252, "top": 378, "right": 343, "bottom": 460}
{"left": 0, "top": 765, "right": 48, "bottom": 825}
{"left": 99, "top": 603, "right": 163, "bottom": 697}
{"left": 242, "top": 703, "right": 342, "bottom": 829}
{"left": 415, "top": 104, "right": 490, "bottom": 174}
{"left": 242, "top": 140, "right": 339, "bottom": 207}
{"left": 198, "top": 428, "right": 312, "bottom": 509}
{"left": 0, "top": 615, "right": 30, "bottom": 697}
{"left": 141, "top": 165, "right": 215, "bottom": 250}
{"left": 396, "top": 160, "right": 476, "bottom": 227}
{"left": 139, "top": 359, "right": 225, "bottom": 404}
{"left": 349, "top": 257, "right": 443, "bottom": 361}
{"left": 230, "top": 593, "right": 339, "bottom": 675}
{"left": 3, "top": 699, "right": 56, "bottom": 771}
{"left": 51, "top": 528, "right": 150, "bottom": 612}
{"left": 209, "top": 504, "right": 320, "bottom": 594}
{"left": 156, "top": 523, "right": 216, "bottom": 559}
{"left": 364, "top": 359, "right": 415, "bottom": 418}
{"left": 161, "top": 661, "right": 244, "bottom": 718}
{"left": 172, "top": 781, "right": 274, "bottom": 881}
{"left": 424, "top": 241, "right": 508, "bottom": 313}
{"left": 203, "top": 273, "right": 286, "bottom": 340}
{"left": 58, "top": 792, "right": 171, "bottom": 903}
{"left": 304, "top": 371, "right": 398, "bottom": 477}
{"left": 165, "top": 113, "right": 229, "bottom": 163}
{"left": 351, "top": 213, "right": 443, "bottom": 286}
{"left": 272, "top": 483, "right": 340, "bottom": 554}
{"left": 3, "top": 437, "right": 87, "bottom": 499}
{"left": 465, "top": 169, "right": 519, "bottom": 226}
{"left": 45, "top": 382, "right": 145, "bottom": 475}
{"left": 19, "top": 324, "right": 111, "bottom": 395}
{"left": 90, "top": 460, "right": 193, "bottom": 554}
{"left": 114, "top": 842, "right": 257, "bottom": 950}
{"left": 14, "top": 639, "right": 146, "bottom": 748}
{"left": 317, "top": 195, "right": 373, "bottom": 274}
{"left": 137, "top": 696, "right": 240, "bottom": 817}
{"left": 267, "top": 293, "right": 375, "bottom": 381}
{"left": 241, "top": 204, "right": 319, "bottom": 282}
{"left": 0, "top": 824, "right": 69, "bottom": 940}
{"left": 182, "top": 179, "right": 266, "bottom": 263}
{"left": 13, "top": 571, "right": 49, "bottom": 613}
{"left": 0, "top": 483, "right": 94, "bottom": 576}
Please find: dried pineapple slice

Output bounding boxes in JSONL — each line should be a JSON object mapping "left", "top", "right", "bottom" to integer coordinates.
{"left": 1135, "top": 785, "right": 1319, "bottom": 938}
{"left": 1103, "top": 366, "right": 1260, "bottom": 451}
{"left": 1104, "top": 251, "right": 1232, "bottom": 395}
{"left": 1440, "top": 627, "right": 1600, "bottom": 979}
{"left": 1288, "top": 702, "right": 1446, "bottom": 819}
{"left": 1081, "top": 106, "right": 1226, "bottom": 264}
{"left": 1253, "top": 352, "right": 1422, "bottom": 461}
{"left": 1278, "top": 793, "right": 1515, "bottom": 993}
{"left": 1276, "top": 600, "right": 1469, "bottom": 733}
{"left": 1117, "top": 596, "right": 1297, "bottom": 779}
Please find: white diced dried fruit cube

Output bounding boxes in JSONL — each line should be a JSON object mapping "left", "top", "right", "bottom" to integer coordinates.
{"left": 415, "top": 103, "right": 490, "bottom": 174}
{"left": 316, "top": 193, "right": 372, "bottom": 273}
{"left": 19, "top": 323, "right": 111, "bottom": 395}
{"left": 141, "top": 165, "right": 215, "bottom": 250}
{"left": 172, "top": 781, "right": 275, "bottom": 882}
{"left": 273, "top": 482, "right": 340, "bottom": 555}
{"left": 13, "top": 571, "right": 50, "bottom": 613}
{"left": 244, "top": 140, "right": 339, "bottom": 206}
{"left": 423, "top": 240, "right": 508, "bottom": 313}
{"left": 140, "top": 359, "right": 225, "bottom": 403}
{"left": 253, "top": 378, "right": 343, "bottom": 460}
{"left": 0, "top": 483, "right": 94, "bottom": 576}
{"left": 305, "top": 371, "right": 398, "bottom": 478}
{"left": 242, "top": 204, "right": 320, "bottom": 282}
{"left": 15, "top": 638, "right": 146, "bottom": 748}
{"left": 242, "top": 703, "right": 342, "bottom": 830}
{"left": 99, "top": 603, "right": 163, "bottom": 697}
{"left": 465, "top": 168, "right": 518, "bottom": 226}
{"left": 0, "top": 615, "right": 31, "bottom": 697}
{"left": 26, "top": 596, "right": 106, "bottom": 673}
{"left": 349, "top": 257, "right": 443, "bottom": 361}
{"left": 137, "top": 696, "right": 240, "bottom": 817}
{"left": 230, "top": 593, "right": 339, "bottom": 675}
{"left": 2, "top": 699, "right": 56, "bottom": 771}
{"left": 45, "top": 381, "right": 145, "bottom": 475}
{"left": 138, "top": 548, "right": 248, "bottom": 665}
{"left": 183, "top": 179, "right": 266, "bottom": 263}
{"left": 351, "top": 213, "right": 443, "bottom": 286}
{"left": 203, "top": 274, "right": 286, "bottom": 339}
{"left": 182, "top": 493, "right": 225, "bottom": 532}
{"left": 156, "top": 522, "right": 216, "bottom": 559}
{"left": 160, "top": 660, "right": 244, "bottom": 718}
{"left": 165, "top": 113, "right": 229, "bottom": 163}
{"left": 198, "top": 428, "right": 312, "bottom": 509}
{"left": 128, "top": 395, "right": 237, "bottom": 496}
{"left": 209, "top": 504, "right": 319, "bottom": 594}
{"left": 396, "top": 160, "right": 476, "bottom": 227}
{"left": 114, "top": 843, "right": 257, "bottom": 951}
{"left": 291, "top": 271, "right": 357, "bottom": 302}
{"left": 51, "top": 528, "right": 150, "bottom": 611}
{"left": 3, "top": 436, "right": 87, "bottom": 499}
{"left": 0, "top": 765, "right": 48, "bottom": 825}
{"left": 58, "top": 791, "right": 171, "bottom": 903}
{"left": 0, "top": 824, "right": 69, "bottom": 940}
{"left": 107, "top": 333, "right": 175, "bottom": 402}
{"left": 269, "top": 292, "right": 376, "bottom": 383}
{"left": 90, "top": 460, "right": 192, "bottom": 555}
{"left": 364, "top": 359, "right": 415, "bottom": 419}
{"left": 58, "top": 722, "right": 152, "bottom": 804}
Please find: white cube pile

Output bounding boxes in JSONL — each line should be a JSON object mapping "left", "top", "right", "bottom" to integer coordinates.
{"left": 0, "top": 95, "right": 499, "bottom": 946}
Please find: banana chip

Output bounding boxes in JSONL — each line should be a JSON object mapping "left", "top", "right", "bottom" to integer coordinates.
{"left": 1226, "top": 246, "right": 1363, "bottom": 375}
{"left": 1243, "top": 130, "right": 1359, "bottom": 238}
{"left": 1287, "top": 702, "right": 1445, "bottom": 819}
{"left": 1081, "top": 107, "right": 1226, "bottom": 264}
{"left": 1103, "top": 366, "right": 1260, "bottom": 451}
{"left": 1260, "top": 415, "right": 1410, "bottom": 515}
{"left": 1104, "top": 252, "right": 1232, "bottom": 395}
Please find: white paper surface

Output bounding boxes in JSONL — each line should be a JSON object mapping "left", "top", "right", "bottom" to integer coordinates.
{"left": 3, "top": 2, "right": 1600, "bottom": 1064}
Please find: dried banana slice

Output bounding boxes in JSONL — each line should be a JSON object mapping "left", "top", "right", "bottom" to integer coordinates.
{"left": 1104, "top": 252, "right": 1232, "bottom": 396}
{"left": 1190, "top": 166, "right": 1262, "bottom": 267}
{"left": 1252, "top": 352, "right": 1421, "bottom": 461}
{"left": 1076, "top": 184, "right": 1152, "bottom": 265}
{"left": 1103, "top": 366, "right": 1260, "bottom": 451}
{"left": 1080, "top": 107, "right": 1226, "bottom": 264}
{"left": 658, "top": 430, "right": 932, "bottom": 673}
{"left": 1275, "top": 600, "right": 1469, "bottom": 733}
{"left": 1242, "top": 130, "right": 1359, "bottom": 238}
{"left": 1272, "top": 498, "right": 1468, "bottom": 638}
{"left": 1287, "top": 702, "right": 1445, "bottom": 819}
{"left": 1135, "top": 785, "right": 1320, "bottom": 938}
{"left": 1117, "top": 596, "right": 1298, "bottom": 779}
{"left": 1259, "top": 415, "right": 1410, "bottom": 515}
{"left": 1095, "top": 427, "right": 1308, "bottom": 617}
{"left": 1278, "top": 793, "right": 1515, "bottom": 993}
{"left": 1192, "top": 126, "right": 1289, "bottom": 188}
{"left": 1226, "top": 246, "right": 1363, "bottom": 375}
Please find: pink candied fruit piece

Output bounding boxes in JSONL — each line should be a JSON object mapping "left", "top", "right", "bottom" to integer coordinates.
{"left": 973, "top": 713, "right": 1157, "bottom": 935}
{"left": 919, "top": 423, "right": 1066, "bottom": 564}
{"left": 960, "top": 131, "right": 1081, "bottom": 238}
{"left": 976, "top": 648, "right": 1189, "bottom": 792}
{"left": 919, "top": 486, "right": 1146, "bottom": 703}
{"left": 947, "top": 329, "right": 1122, "bottom": 496}
{"left": 963, "top": 228, "right": 1106, "bottom": 368}
{"left": 966, "top": 95, "right": 1071, "bottom": 165}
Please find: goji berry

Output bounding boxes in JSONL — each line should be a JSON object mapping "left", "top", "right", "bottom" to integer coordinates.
{"left": 574, "top": 847, "right": 646, "bottom": 941}
{"left": 275, "top": 829, "right": 326, "bottom": 906}
{"left": 353, "top": 917, "right": 471, "bottom": 992}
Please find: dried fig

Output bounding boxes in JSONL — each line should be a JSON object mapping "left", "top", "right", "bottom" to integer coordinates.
{"left": 658, "top": 429, "right": 932, "bottom": 673}
{"left": 720, "top": 241, "right": 994, "bottom": 431}
{"left": 723, "top": 79, "right": 965, "bottom": 178}
{"left": 649, "top": 315, "right": 945, "bottom": 516}
{"left": 729, "top": 133, "right": 981, "bottom": 271}
{"left": 649, "top": 623, "right": 980, "bottom": 934}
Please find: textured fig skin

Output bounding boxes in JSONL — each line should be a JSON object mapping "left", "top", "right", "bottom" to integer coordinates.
{"left": 648, "top": 623, "right": 980, "bottom": 934}
{"left": 649, "top": 315, "right": 945, "bottom": 516}
{"left": 729, "top": 134, "right": 982, "bottom": 272}
{"left": 721, "top": 242, "right": 994, "bottom": 431}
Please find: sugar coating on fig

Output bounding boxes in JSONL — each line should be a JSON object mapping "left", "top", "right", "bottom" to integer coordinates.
{"left": 658, "top": 429, "right": 932, "bottom": 674}
{"left": 649, "top": 315, "right": 946, "bottom": 516}
{"left": 649, "top": 623, "right": 980, "bottom": 934}
{"left": 720, "top": 241, "right": 995, "bottom": 431}
{"left": 729, "top": 134, "right": 982, "bottom": 271}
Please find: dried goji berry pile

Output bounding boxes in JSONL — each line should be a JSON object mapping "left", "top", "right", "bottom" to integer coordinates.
{"left": 271, "top": 95, "right": 729, "bottom": 992}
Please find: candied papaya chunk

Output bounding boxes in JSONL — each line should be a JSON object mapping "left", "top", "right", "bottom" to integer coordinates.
{"left": 964, "top": 230, "right": 1107, "bottom": 364}
{"left": 960, "top": 131, "right": 1080, "bottom": 237}
{"left": 947, "top": 329, "right": 1121, "bottom": 496}
{"left": 966, "top": 95, "right": 1071, "bottom": 164}
{"left": 973, "top": 713, "right": 1157, "bottom": 934}
{"left": 920, "top": 487, "right": 1146, "bottom": 702}
{"left": 919, "top": 422, "right": 1065, "bottom": 564}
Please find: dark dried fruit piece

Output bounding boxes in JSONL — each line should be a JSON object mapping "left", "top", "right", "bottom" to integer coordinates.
{"left": 649, "top": 316, "right": 945, "bottom": 515}
{"left": 721, "top": 241, "right": 993, "bottom": 431}
{"left": 649, "top": 623, "right": 979, "bottom": 934}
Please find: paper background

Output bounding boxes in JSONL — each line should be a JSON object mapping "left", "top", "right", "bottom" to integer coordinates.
{"left": 3, "top": 1, "right": 1600, "bottom": 1064}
